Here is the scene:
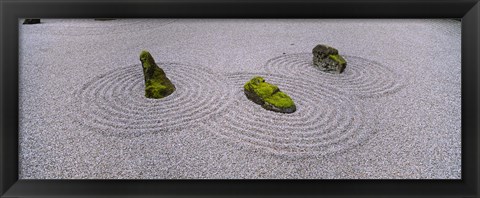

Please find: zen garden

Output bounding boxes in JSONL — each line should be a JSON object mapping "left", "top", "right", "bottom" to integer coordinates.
{"left": 19, "top": 19, "right": 461, "bottom": 179}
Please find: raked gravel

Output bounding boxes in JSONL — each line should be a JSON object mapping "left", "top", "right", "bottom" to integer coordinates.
{"left": 19, "top": 19, "right": 461, "bottom": 179}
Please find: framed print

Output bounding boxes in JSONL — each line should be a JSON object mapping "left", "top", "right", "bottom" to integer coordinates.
{"left": 1, "top": 0, "right": 479, "bottom": 197}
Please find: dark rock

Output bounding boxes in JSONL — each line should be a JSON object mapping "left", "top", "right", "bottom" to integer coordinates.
{"left": 139, "top": 51, "right": 176, "bottom": 99}
{"left": 23, "top": 19, "right": 41, "bottom": 25}
{"left": 244, "top": 76, "right": 296, "bottom": 113}
{"left": 312, "top": 44, "right": 347, "bottom": 74}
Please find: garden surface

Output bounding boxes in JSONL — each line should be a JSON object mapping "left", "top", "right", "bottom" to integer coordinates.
{"left": 19, "top": 19, "right": 461, "bottom": 179}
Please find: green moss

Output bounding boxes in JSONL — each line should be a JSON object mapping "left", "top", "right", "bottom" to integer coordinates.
{"left": 255, "top": 84, "right": 279, "bottom": 98}
{"left": 145, "top": 83, "right": 168, "bottom": 98}
{"left": 328, "top": 54, "right": 346, "bottom": 65}
{"left": 264, "top": 91, "right": 295, "bottom": 108}
{"left": 140, "top": 50, "right": 175, "bottom": 99}
{"left": 244, "top": 76, "right": 295, "bottom": 110}
{"left": 140, "top": 51, "right": 154, "bottom": 69}
{"left": 243, "top": 76, "right": 264, "bottom": 91}
{"left": 244, "top": 76, "right": 279, "bottom": 98}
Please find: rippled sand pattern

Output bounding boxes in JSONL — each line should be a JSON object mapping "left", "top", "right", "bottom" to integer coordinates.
{"left": 72, "top": 63, "right": 233, "bottom": 137}
{"left": 200, "top": 72, "right": 376, "bottom": 157}
{"left": 264, "top": 53, "right": 406, "bottom": 98}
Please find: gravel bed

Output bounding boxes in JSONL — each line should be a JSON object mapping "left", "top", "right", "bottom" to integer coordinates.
{"left": 19, "top": 19, "right": 461, "bottom": 179}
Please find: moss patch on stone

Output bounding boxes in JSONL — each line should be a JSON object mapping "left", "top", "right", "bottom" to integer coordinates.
{"left": 312, "top": 44, "right": 347, "bottom": 74}
{"left": 140, "top": 50, "right": 176, "bottom": 99}
{"left": 244, "top": 77, "right": 279, "bottom": 98}
{"left": 244, "top": 76, "right": 296, "bottom": 113}
{"left": 328, "top": 54, "right": 346, "bottom": 65}
{"left": 264, "top": 91, "right": 295, "bottom": 108}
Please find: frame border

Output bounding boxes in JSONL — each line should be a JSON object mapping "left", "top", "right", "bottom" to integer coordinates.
{"left": 1, "top": 0, "right": 479, "bottom": 197}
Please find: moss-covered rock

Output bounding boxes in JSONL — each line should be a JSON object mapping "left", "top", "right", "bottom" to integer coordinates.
{"left": 312, "top": 44, "right": 347, "bottom": 74}
{"left": 139, "top": 50, "right": 175, "bottom": 99}
{"left": 244, "top": 76, "right": 296, "bottom": 113}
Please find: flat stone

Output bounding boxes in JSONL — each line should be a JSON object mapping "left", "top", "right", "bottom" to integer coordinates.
{"left": 312, "top": 44, "right": 347, "bottom": 74}
{"left": 244, "top": 76, "right": 296, "bottom": 113}
{"left": 139, "top": 51, "right": 176, "bottom": 99}
{"left": 23, "top": 19, "right": 41, "bottom": 25}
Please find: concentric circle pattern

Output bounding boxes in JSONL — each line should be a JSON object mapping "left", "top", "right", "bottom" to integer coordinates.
{"left": 201, "top": 72, "right": 376, "bottom": 157}
{"left": 264, "top": 53, "right": 405, "bottom": 98}
{"left": 20, "top": 19, "right": 176, "bottom": 36}
{"left": 72, "top": 63, "right": 233, "bottom": 137}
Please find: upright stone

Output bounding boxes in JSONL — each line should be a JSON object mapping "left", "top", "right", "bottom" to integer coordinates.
{"left": 23, "top": 19, "right": 41, "bottom": 24}
{"left": 312, "top": 44, "right": 347, "bottom": 74}
{"left": 244, "top": 76, "right": 296, "bottom": 113}
{"left": 139, "top": 51, "right": 176, "bottom": 99}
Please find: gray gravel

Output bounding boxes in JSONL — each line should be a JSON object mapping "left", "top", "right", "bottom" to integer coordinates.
{"left": 19, "top": 19, "right": 461, "bottom": 179}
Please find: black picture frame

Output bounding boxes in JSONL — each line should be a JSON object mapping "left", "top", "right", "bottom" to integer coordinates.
{"left": 1, "top": 0, "right": 479, "bottom": 197}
